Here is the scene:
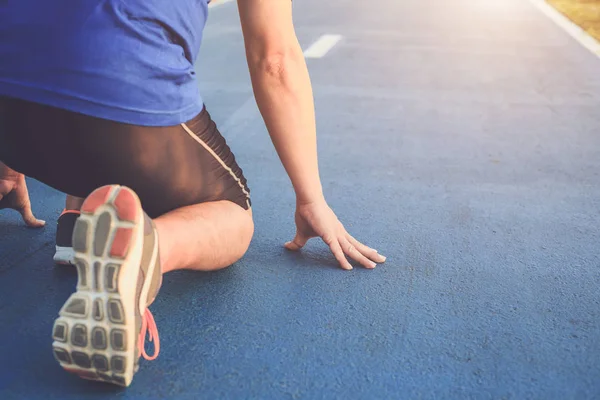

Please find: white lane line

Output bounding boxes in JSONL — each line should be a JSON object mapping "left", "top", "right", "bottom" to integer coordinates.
{"left": 208, "top": 0, "right": 234, "bottom": 9}
{"left": 527, "top": 0, "right": 600, "bottom": 58}
{"left": 303, "top": 34, "right": 343, "bottom": 58}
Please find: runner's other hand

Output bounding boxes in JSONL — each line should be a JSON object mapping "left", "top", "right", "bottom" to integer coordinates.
{"left": 0, "top": 167, "right": 45, "bottom": 228}
{"left": 284, "top": 199, "right": 386, "bottom": 270}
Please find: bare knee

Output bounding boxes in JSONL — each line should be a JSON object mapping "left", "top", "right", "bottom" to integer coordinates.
{"left": 226, "top": 207, "right": 254, "bottom": 265}
{"left": 201, "top": 205, "right": 253, "bottom": 271}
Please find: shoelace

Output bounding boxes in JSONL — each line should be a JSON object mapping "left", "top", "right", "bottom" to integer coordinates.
{"left": 138, "top": 308, "right": 160, "bottom": 361}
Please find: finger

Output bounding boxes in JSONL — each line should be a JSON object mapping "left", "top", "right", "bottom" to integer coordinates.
{"left": 346, "top": 234, "right": 386, "bottom": 263}
{"left": 284, "top": 231, "right": 310, "bottom": 251}
{"left": 340, "top": 237, "right": 376, "bottom": 269}
{"left": 326, "top": 238, "right": 353, "bottom": 270}
{"left": 20, "top": 206, "right": 46, "bottom": 228}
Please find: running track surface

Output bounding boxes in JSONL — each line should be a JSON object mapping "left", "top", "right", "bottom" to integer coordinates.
{"left": 1, "top": 0, "right": 599, "bottom": 398}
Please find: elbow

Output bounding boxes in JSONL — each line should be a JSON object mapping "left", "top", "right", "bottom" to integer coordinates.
{"left": 249, "top": 48, "right": 304, "bottom": 83}
{"left": 262, "top": 53, "right": 287, "bottom": 79}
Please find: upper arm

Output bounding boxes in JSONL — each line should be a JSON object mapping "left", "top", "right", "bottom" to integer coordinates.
{"left": 237, "top": 0, "right": 300, "bottom": 64}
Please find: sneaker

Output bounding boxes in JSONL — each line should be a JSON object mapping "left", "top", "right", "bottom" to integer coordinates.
{"left": 52, "top": 185, "right": 163, "bottom": 387}
{"left": 54, "top": 210, "right": 80, "bottom": 265}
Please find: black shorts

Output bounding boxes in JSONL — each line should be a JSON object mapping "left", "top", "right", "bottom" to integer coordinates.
{"left": 0, "top": 96, "right": 251, "bottom": 218}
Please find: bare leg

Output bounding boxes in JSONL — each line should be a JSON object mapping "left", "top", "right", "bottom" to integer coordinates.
{"left": 65, "top": 195, "right": 84, "bottom": 211}
{"left": 155, "top": 200, "right": 254, "bottom": 273}
{"left": 64, "top": 195, "right": 253, "bottom": 272}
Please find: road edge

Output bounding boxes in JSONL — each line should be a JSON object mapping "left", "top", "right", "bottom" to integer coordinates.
{"left": 527, "top": 0, "right": 600, "bottom": 59}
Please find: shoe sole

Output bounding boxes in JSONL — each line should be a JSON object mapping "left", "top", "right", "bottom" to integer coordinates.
{"left": 52, "top": 185, "right": 145, "bottom": 387}
{"left": 54, "top": 246, "right": 75, "bottom": 266}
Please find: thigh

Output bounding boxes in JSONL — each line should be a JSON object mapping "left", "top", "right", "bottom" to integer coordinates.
{"left": 0, "top": 97, "right": 251, "bottom": 218}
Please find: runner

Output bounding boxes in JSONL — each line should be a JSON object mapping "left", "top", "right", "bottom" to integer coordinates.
{"left": 0, "top": 0, "right": 386, "bottom": 387}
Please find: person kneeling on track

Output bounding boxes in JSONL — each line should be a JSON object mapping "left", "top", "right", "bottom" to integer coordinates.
{"left": 0, "top": 0, "right": 386, "bottom": 387}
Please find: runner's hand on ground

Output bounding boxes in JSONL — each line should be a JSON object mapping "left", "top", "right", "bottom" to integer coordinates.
{"left": 0, "top": 165, "right": 45, "bottom": 228}
{"left": 284, "top": 199, "right": 386, "bottom": 270}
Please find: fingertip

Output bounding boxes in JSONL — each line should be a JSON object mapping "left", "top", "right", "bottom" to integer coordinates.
{"left": 284, "top": 241, "right": 299, "bottom": 251}
{"left": 24, "top": 215, "right": 45, "bottom": 227}
{"left": 370, "top": 251, "right": 386, "bottom": 262}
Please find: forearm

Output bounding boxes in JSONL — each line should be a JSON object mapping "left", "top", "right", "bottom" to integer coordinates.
{"left": 248, "top": 48, "right": 324, "bottom": 205}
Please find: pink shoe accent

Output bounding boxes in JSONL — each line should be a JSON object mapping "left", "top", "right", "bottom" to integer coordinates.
{"left": 110, "top": 228, "right": 134, "bottom": 258}
{"left": 59, "top": 209, "right": 81, "bottom": 217}
{"left": 113, "top": 188, "right": 138, "bottom": 222}
{"left": 81, "top": 186, "right": 113, "bottom": 214}
{"left": 138, "top": 309, "right": 160, "bottom": 361}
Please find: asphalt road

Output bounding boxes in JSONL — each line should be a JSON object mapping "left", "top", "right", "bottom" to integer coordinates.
{"left": 1, "top": 0, "right": 599, "bottom": 398}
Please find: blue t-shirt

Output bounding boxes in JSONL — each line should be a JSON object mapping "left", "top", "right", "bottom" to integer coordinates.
{"left": 0, "top": 0, "right": 208, "bottom": 126}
